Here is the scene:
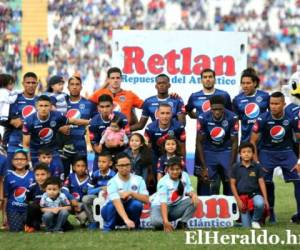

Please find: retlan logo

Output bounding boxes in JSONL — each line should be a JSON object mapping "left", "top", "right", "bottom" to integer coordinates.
{"left": 122, "top": 47, "right": 236, "bottom": 76}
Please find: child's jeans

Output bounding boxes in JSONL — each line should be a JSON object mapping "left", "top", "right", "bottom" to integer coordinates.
{"left": 241, "top": 195, "right": 265, "bottom": 227}
{"left": 42, "top": 209, "right": 69, "bottom": 232}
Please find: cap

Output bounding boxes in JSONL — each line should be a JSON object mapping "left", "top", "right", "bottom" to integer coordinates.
{"left": 166, "top": 156, "right": 182, "bottom": 167}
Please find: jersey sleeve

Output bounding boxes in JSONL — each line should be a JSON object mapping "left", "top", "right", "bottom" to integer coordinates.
{"left": 156, "top": 157, "right": 165, "bottom": 174}
{"left": 141, "top": 100, "right": 150, "bottom": 118}
{"left": 176, "top": 98, "right": 186, "bottom": 115}
{"left": 177, "top": 124, "right": 186, "bottom": 142}
{"left": 57, "top": 112, "right": 68, "bottom": 127}
{"left": 137, "top": 178, "right": 149, "bottom": 195}
{"left": 39, "top": 193, "right": 48, "bottom": 208}
{"left": 185, "top": 94, "right": 194, "bottom": 112}
{"left": 230, "top": 164, "right": 238, "bottom": 179}
{"left": 107, "top": 179, "right": 120, "bottom": 200}
{"left": 197, "top": 115, "right": 205, "bottom": 134}
{"left": 88, "top": 117, "right": 101, "bottom": 145}
{"left": 230, "top": 115, "right": 239, "bottom": 136}
{"left": 89, "top": 89, "right": 102, "bottom": 104}
{"left": 3, "top": 174, "right": 10, "bottom": 197}
{"left": 131, "top": 91, "right": 144, "bottom": 109}
{"left": 157, "top": 180, "right": 168, "bottom": 204}
{"left": 225, "top": 93, "right": 232, "bottom": 111}
{"left": 22, "top": 117, "right": 32, "bottom": 135}
{"left": 252, "top": 116, "right": 263, "bottom": 134}
{"left": 9, "top": 102, "right": 19, "bottom": 119}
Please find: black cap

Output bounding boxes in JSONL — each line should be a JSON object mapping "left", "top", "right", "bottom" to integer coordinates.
{"left": 166, "top": 156, "right": 182, "bottom": 167}
{"left": 47, "top": 75, "right": 64, "bottom": 92}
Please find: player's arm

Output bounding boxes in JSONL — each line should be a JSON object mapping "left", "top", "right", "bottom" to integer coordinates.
{"left": 161, "top": 202, "right": 173, "bottom": 232}
{"left": 250, "top": 132, "right": 260, "bottom": 162}
{"left": 130, "top": 116, "right": 148, "bottom": 132}
{"left": 68, "top": 118, "right": 90, "bottom": 126}
{"left": 112, "top": 199, "right": 135, "bottom": 228}
{"left": 195, "top": 132, "right": 207, "bottom": 176}
{"left": 177, "top": 112, "right": 186, "bottom": 125}
{"left": 230, "top": 135, "right": 238, "bottom": 166}
{"left": 22, "top": 134, "right": 31, "bottom": 152}
{"left": 186, "top": 108, "right": 197, "bottom": 119}
{"left": 128, "top": 191, "right": 149, "bottom": 203}
{"left": 230, "top": 177, "right": 244, "bottom": 211}
{"left": 258, "top": 177, "right": 269, "bottom": 209}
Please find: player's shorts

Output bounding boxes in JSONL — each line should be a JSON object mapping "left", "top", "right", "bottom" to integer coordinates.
{"left": 259, "top": 149, "right": 300, "bottom": 182}
{"left": 204, "top": 150, "right": 231, "bottom": 181}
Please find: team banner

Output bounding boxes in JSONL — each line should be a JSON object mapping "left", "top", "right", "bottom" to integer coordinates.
{"left": 112, "top": 30, "right": 248, "bottom": 172}
{"left": 93, "top": 195, "right": 239, "bottom": 229}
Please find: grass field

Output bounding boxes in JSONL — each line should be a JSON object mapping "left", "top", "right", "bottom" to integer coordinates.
{"left": 0, "top": 177, "right": 300, "bottom": 250}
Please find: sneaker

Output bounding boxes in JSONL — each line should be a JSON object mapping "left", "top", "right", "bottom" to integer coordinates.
{"left": 24, "top": 225, "right": 35, "bottom": 233}
{"left": 63, "top": 144, "right": 76, "bottom": 155}
{"left": 88, "top": 222, "right": 99, "bottom": 230}
{"left": 251, "top": 221, "right": 261, "bottom": 229}
{"left": 176, "top": 221, "right": 188, "bottom": 230}
{"left": 290, "top": 214, "right": 300, "bottom": 224}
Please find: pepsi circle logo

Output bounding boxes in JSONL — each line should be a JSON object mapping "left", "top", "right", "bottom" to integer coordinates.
{"left": 270, "top": 126, "right": 285, "bottom": 140}
{"left": 202, "top": 100, "right": 211, "bottom": 112}
{"left": 245, "top": 103, "right": 260, "bottom": 119}
{"left": 210, "top": 127, "right": 225, "bottom": 142}
{"left": 22, "top": 105, "right": 36, "bottom": 119}
{"left": 38, "top": 128, "right": 53, "bottom": 142}
{"left": 14, "top": 187, "right": 27, "bottom": 203}
{"left": 72, "top": 192, "right": 80, "bottom": 201}
{"left": 66, "top": 109, "right": 81, "bottom": 119}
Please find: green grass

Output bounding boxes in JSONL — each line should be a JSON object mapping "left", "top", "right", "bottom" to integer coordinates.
{"left": 0, "top": 177, "right": 300, "bottom": 250}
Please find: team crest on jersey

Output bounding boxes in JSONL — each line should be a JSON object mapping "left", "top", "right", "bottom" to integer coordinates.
{"left": 22, "top": 105, "right": 36, "bottom": 119}
{"left": 270, "top": 125, "right": 285, "bottom": 140}
{"left": 66, "top": 109, "right": 81, "bottom": 119}
{"left": 39, "top": 128, "right": 54, "bottom": 142}
{"left": 283, "top": 120, "right": 289, "bottom": 126}
{"left": 131, "top": 185, "right": 138, "bottom": 191}
{"left": 256, "top": 96, "right": 263, "bottom": 103}
{"left": 222, "top": 120, "right": 228, "bottom": 127}
{"left": 244, "top": 103, "right": 260, "bottom": 119}
{"left": 210, "top": 127, "right": 225, "bottom": 142}
{"left": 14, "top": 187, "right": 27, "bottom": 203}
{"left": 167, "top": 130, "right": 175, "bottom": 137}
{"left": 79, "top": 104, "right": 85, "bottom": 110}
{"left": 119, "top": 96, "right": 126, "bottom": 102}
{"left": 50, "top": 121, "right": 57, "bottom": 127}
{"left": 201, "top": 100, "right": 211, "bottom": 112}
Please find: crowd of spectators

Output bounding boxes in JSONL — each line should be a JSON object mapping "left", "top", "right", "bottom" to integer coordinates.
{"left": 25, "top": 39, "right": 51, "bottom": 64}
{"left": 0, "top": 2, "right": 22, "bottom": 83}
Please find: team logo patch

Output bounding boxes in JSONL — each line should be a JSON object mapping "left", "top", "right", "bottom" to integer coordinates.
{"left": 201, "top": 100, "right": 211, "bottom": 112}
{"left": 119, "top": 96, "right": 126, "bottom": 102}
{"left": 222, "top": 120, "right": 228, "bottom": 127}
{"left": 38, "top": 128, "right": 54, "bottom": 142}
{"left": 244, "top": 103, "right": 260, "bottom": 119}
{"left": 270, "top": 125, "right": 285, "bottom": 140}
{"left": 256, "top": 96, "right": 263, "bottom": 103}
{"left": 79, "top": 104, "right": 85, "bottom": 110}
{"left": 167, "top": 130, "right": 175, "bottom": 137}
{"left": 131, "top": 185, "right": 138, "bottom": 191}
{"left": 283, "top": 120, "right": 289, "bottom": 126}
{"left": 66, "top": 109, "right": 81, "bottom": 119}
{"left": 50, "top": 121, "right": 56, "bottom": 127}
{"left": 22, "top": 105, "right": 36, "bottom": 119}
{"left": 210, "top": 127, "right": 225, "bottom": 142}
{"left": 14, "top": 187, "right": 27, "bottom": 203}
{"left": 72, "top": 192, "right": 80, "bottom": 201}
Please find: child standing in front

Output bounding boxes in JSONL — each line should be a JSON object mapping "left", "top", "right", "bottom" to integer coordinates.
{"left": 4, "top": 150, "right": 34, "bottom": 231}
{"left": 230, "top": 142, "right": 269, "bottom": 229}
{"left": 40, "top": 177, "right": 71, "bottom": 232}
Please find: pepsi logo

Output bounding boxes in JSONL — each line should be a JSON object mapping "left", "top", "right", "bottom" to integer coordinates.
{"left": 210, "top": 127, "right": 225, "bottom": 142}
{"left": 14, "top": 187, "right": 27, "bottom": 203}
{"left": 170, "top": 190, "right": 180, "bottom": 203}
{"left": 270, "top": 126, "right": 285, "bottom": 140}
{"left": 38, "top": 128, "right": 53, "bottom": 142}
{"left": 202, "top": 100, "right": 211, "bottom": 112}
{"left": 22, "top": 105, "right": 36, "bottom": 119}
{"left": 245, "top": 103, "right": 260, "bottom": 119}
{"left": 140, "top": 203, "right": 151, "bottom": 219}
{"left": 66, "top": 109, "right": 81, "bottom": 119}
{"left": 72, "top": 192, "right": 80, "bottom": 201}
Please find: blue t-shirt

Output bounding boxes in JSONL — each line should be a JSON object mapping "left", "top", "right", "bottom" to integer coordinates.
{"left": 63, "top": 173, "right": 90, "bottom": 202}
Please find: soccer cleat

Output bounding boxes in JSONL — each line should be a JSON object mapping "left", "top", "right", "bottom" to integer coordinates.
{"left": 251, "top": 221, "right": 261, "bottom": 229}
{"left": 176, "top": 221, "right": 188, "bottom": 230}
{"left": 290, "top": 214, "right": 300, "bottom": 224}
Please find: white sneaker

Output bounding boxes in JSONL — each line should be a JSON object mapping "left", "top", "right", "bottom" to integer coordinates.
{"left": 251, "top": 221, "right": 261, "bottom": 229}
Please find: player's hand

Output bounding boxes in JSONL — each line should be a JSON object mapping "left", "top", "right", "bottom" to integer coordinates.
{"left": 163, "top": 221, "right": 174, "bottom": 232}
{"left": 124, "top": 218, "right": 135, "bottom": 229}
{"left": 199, "top": 168, "right": 209, "bottom": 182}
{"left": 59, "top": 125, "right": 71, "bottom": 135}
{"left": 237, "top": 199, "right": 246, "bottom": 213}
{"left": 94, "top": 144, "right": 102, "bottom": 154}
{"left": 291, "top": 163, "right": 300, "bottom": 174}
{"left": 190, "top": 192, "right": 199, "bottom": 207}
{"left": 52, "top": 207, "right": 60, "bottom": 214}
{"left": 119, "top": 191, "right": 131, "bottom": 200}
{"left": 264, "top": 199, "right": 270, "bottom": 212}
{"left": 10, "top": 118, "right": 23, "bottom": 128}
{"left": 170, "top": 92, "right": 180, "bottom": 99}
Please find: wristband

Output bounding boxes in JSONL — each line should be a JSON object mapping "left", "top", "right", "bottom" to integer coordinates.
{"left": 297, "top": 159, "right": 300, "bottom": 164}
